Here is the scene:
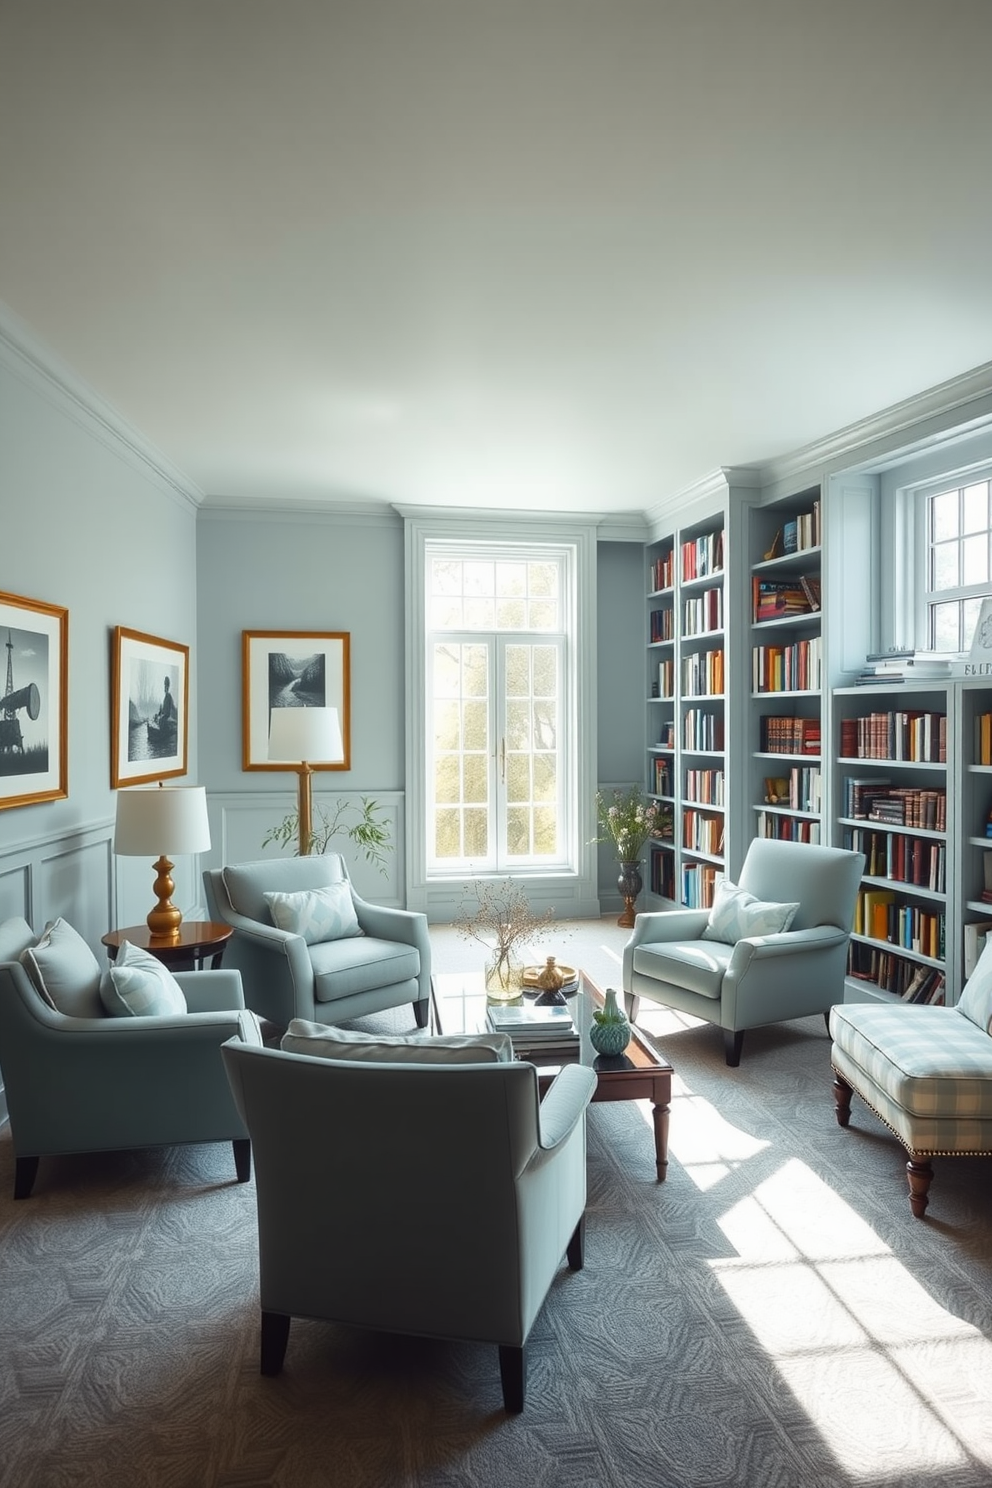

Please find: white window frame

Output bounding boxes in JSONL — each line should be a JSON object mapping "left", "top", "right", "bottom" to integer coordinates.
{"left": 401, "top": 510, "right": 601, "bottom": 922}
{"left": 897, "top": 461, "right": 992, "bottom": 652}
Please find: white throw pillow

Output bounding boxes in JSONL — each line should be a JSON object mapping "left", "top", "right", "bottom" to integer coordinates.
{"left": 701, "top": 877, "right": 800, "bottom": 945}
{"left": 100, "top": 941, "right": 188, "bottom": 1018}
{"left": 264, "top": 884, "right": 363, "bottom": 944}
{"left": 957, "top": 935, "right": 992, "bottom": 1033}
{"left": 20, "top": 918, "right": 104, "bottom": 1018}
{"left": 281, "top": 1019, "right": 513, "bottom": 1064}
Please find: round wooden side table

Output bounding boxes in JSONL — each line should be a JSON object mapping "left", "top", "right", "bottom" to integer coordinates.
{"left": 101, "top": 920, "right": 233, "bottom": 972}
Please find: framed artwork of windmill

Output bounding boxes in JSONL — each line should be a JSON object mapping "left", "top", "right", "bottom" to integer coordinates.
{"left": 0, "top": 589, "right": 68, "bottom": 811}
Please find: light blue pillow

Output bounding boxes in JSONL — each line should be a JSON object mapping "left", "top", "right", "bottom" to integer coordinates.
{"left": 957, "top": 936, "right": 992, "bottom": 1033}
{"left": 21, "top": 917, "right": 104, "bottom": 1018}
{"left": 264, "top": 883, "right": 363, "bottom": 944}
{"left": 701, "top": 877, "right": 800, "bottom": 945}
{"left": 100, "top": 941, "right": 187, "bottom": 1018}
{"left": 280, "top": 1019, "right": 512, "bottom": 1064}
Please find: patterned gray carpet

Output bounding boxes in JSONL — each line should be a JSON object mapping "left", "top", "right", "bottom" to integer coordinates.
{"left": 2, "top": 920, "right": 991, "bottom": 1487}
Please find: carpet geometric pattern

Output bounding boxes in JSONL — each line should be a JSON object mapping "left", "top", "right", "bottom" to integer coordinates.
{"left": 1, "top": 919, "right": 991, "bottom": 1487}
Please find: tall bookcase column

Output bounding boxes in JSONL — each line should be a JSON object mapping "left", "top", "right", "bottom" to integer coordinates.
{"left": 747, "top": 488, "right": 825, "bottom": 854}
{"left": 834, "top": 682, "right": 952, "bottom": 1006}
{"left": 959, "top": 680, "right": 992, "bottom": 991}
{"left": 645, "top": 534, "right": 677, "bottom": 903}
{"left": 677, "top": 513, "right": 727, "bottom": 909}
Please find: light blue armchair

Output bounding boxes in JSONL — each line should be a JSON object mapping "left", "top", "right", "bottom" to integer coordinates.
{"left": 0, "top": 916, "right": 252, "bottom": 1199}
{"left": 623, "top": 838, "right": 865, "bottom": 1066}
{"left": 221, "top": 1020, "right": 595, "bottom": 1412}
{"left": 203, "top": 855, "right": 431, "bottom": 1031}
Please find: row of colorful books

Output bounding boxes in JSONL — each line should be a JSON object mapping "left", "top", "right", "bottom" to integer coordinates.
{"left": 839, "top": 710, "right": 947, "bottom": 763}
{"left": 751, "top": 574, "right": 820, "bottom": 622}
{"left": 759, "top": 715, "right": 821, "bottom": 754}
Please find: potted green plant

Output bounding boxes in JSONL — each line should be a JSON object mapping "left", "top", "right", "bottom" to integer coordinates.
{"left": 592, "top": 785, "right": 660, "bottom": 926}
{"left": 262, "top": 796, "right": 392, "bottom": 872}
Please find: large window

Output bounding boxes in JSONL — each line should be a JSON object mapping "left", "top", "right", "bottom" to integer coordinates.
{"left": 925, "top": 475, "right": 992, "bottom": 650}
{"left": 427, "top": 547, "right": 569, "bottom": 873}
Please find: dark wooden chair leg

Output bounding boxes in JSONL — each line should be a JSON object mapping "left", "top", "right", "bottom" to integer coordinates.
{"left": 414, "top": 997, "right": 430, "bottom": 1029}
{"left": 498, "top": 1344, "right": 526, "bottom": 1413}
{"left": 907, "top": 1158, "right": 933, "bottom": 1219}
{"left": 13, "top": 1155, "right": 39, "bottom": 1200}
{"left": 566, "top": 1214, "right": 585, "bottom": 1271}
{"left": 233, "top": 1138, "right": 251, "bottom": 1183}
{"left": 260, "top": 1311, "right": 291, "bottom": 1375}
{"left": 724, "top": 1029, "right": 744, "bottom": 1067}
{"left": 832, "top": 1074, "right": 853, "bottom": 1127}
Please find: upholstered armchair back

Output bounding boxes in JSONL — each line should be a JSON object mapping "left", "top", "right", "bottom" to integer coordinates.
{"left": 737, "top": 837, "right": 863, "bottom": 932}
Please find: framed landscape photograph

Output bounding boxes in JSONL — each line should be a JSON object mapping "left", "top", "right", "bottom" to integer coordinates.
{"left": 242, "top": 630, "right": 351, "bottom": 771}
{"left": 0, "top": 589, "right": 68, "bottom": 811}
{"left": 111, "top": 627, "right": 189, "bottom": 787}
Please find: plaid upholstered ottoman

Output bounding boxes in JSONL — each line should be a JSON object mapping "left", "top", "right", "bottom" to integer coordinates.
{"left": 829, "top": 999, "right": 992, "bottom": 1218}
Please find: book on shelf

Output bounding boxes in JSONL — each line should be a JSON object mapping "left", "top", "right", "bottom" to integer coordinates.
{"left": 486, "top": 1005, "right": 577, "bottom": 1039}
{"left": 799, "top": 574, "right": 821, "bottom": 611}
{"left": 855, "top": 649, "right": 952, "bottom": 683}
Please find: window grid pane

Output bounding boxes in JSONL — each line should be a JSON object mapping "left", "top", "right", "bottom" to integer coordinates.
{"left": 926, "top": 479, "right": 992, "bottom": 650}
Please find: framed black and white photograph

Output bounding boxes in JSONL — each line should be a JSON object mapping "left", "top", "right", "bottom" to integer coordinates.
{"left": 0, "top": 589, "right": 68, "bottom": 811}
{"left": 242, "top": 630, "right": 351, "bottom": 771}
{"left": 111, "top": 626, "right": 189, "bottom": 787}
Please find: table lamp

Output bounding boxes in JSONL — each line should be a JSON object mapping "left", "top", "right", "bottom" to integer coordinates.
{"left": 113, "top": 783, "right": 212, "bottom": 939}
{"left": 268, "top": 706, "right": 344, "bottom": 855}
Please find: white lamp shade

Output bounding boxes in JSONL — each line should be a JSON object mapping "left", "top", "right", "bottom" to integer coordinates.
{"left": 114, "top": 785, "right": 212, "bottom": 856}
{"left": 268, "top": 706, "right": 344, "bottom": 763}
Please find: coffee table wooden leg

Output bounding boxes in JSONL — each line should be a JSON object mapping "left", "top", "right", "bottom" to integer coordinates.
{"left": 652, "top": 1098, "right": 670, "bottom": 1182}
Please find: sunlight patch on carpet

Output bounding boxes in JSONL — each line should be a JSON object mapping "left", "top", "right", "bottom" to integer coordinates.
{"left": 709, "top": 1159, "right": 990, "bottom": 1477}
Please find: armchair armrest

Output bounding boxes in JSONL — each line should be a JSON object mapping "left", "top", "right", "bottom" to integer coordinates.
{"left": 728, "top": 923, "right": 849, "bottom": 972}
{"left": 351, "top": 895, "right": 430, "bottom": 950}
{"left": 623, "top": 907, "right": 711, "bottom": 985}
{"left": 175, "top": 969, "right": 245, "bottom": 1013}
{"left": 537, "top": 1063, "right": 597, "bottom": 1151}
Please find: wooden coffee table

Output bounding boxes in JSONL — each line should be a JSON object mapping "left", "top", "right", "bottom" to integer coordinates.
{"left": 431, "top": 969, "right": 673, "bottom": 1181}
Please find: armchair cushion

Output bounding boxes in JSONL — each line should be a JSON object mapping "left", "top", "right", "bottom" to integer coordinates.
{"left": 20, "top": 918, "right": 103, "bottom": 1019}
{"left": 701, "top": 877, "right": 799, "bottom": 945}
{"left": 310, "top": 936, "right": 420, "bottom": 1001}
{"left": 632, "top": 938, "right": 733, "bottom": 999}
{"left": 223, "top": 856, "right": 347, "bottom": 924}
{"left": 280, "top": 1018, "right": 513, "bottom": 1064}
{"left": 263, "top": 883, "right": 363, "bottom": 944}
{"left": 100, "top": 940, "right": 188, "bottom": 1018}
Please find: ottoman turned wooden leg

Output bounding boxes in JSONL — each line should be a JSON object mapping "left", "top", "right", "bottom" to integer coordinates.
{"left": 906, "top": 1158, "right": 934, "bottom": 1220}
{"left": 832, "top": 1073, "right": 853, "bottom": 1127}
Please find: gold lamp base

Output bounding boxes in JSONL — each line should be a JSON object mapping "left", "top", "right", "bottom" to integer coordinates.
{"left": 146, "top": 855, "right": 183, "bottom": 940}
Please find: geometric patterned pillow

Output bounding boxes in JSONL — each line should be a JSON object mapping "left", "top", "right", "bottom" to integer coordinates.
{"left": 957, "top": 934, "right": 992, "bottom": 1033}
{"left": 99, "top": 940, "right": 188, "bottom": 1018}
{"left": 264, "top": 883, "right": 363, "bottom": 944}
{"left": 701, "top": 877, "right": 800, "bottom": 945}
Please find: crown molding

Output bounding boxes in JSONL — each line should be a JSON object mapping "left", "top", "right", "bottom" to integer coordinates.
{"left": 0, "top": 301, "right": 202, "bottom": 513}
{"left": 644, "top": 465, "right": 762, "bottom": 535}
{"left": 758, "top": 360, "right": 992, "bottom": 490}
{"left": 197, "top": 494, "right": 400, "bottom": 527}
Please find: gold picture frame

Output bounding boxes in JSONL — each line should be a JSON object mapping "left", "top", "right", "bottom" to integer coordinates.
{"left": 111, "top": 626, "right": 190, "bottom": 787}
{"left": 0, "top": 589, "right": 68, "bottom": 811}
{"left": 242, "top": 630, "right": 351, "bottom": 771}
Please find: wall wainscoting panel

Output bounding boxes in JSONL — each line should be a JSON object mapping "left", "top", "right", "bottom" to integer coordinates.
{"left": 0, "top": 819, "right": 115, "bottom": 954}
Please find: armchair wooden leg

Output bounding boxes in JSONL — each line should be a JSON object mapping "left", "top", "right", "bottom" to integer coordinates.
{"left": 260, "top": 1311, "right": 291, "bottom": 1375}
{"left": 907, "top": 1158, "right": 933, "bottom": 1219}
{"left": 13, "top": 1155, "right": 39, "bottom": 1200}
{"left": 724, "top": 1030, "right": 744, "bottom": 1067}
{"left": 498, "top": 1344, "right": 526, "bottom": 1413}
{"left": 566, "top": 1214, "right": 585, "bottom": 1271}
{"left": 832, "top": 1073, "right": 853, "bottom": 1127}
{"left": 233, "top": 1139, "right": 251, "bottom": 1183}
{"left": 413, "top": 997, "right": 430, "bottom": 1029}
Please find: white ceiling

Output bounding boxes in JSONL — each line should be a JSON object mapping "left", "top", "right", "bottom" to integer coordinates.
{"left": 2, "top": 1, "right": 992, "bottom": 519}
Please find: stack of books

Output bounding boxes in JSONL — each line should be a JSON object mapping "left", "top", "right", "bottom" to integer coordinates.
{"left": 486, "top": 1003, "right": 580, "bottom": 1060}
{"left": 855, "top": 648, "right": 953, "bottom": 684}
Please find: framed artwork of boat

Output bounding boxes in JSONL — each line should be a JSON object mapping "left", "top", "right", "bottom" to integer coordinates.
{"left": 111, "top": 626, "right": 189, "bottom": 787}
{"left": 0, "top": 588, "right": 68, "bottom": 811}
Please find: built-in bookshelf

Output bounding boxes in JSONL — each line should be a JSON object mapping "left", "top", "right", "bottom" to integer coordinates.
{"left": 644, "top": 513, "right": 727, "bottom": 909}
{"left": 834, "top": 682, "right": 951, "bottom": 1006}
{"left": 748, "top": 489, "right": 824, "bottom": 848}
{"left": 959, "top": 680, "right": 992, "bottom": 987}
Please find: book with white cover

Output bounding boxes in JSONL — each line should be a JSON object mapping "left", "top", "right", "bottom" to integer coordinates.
{"left": 486, "top": 1004, "right": 576, "bottom": 1038}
